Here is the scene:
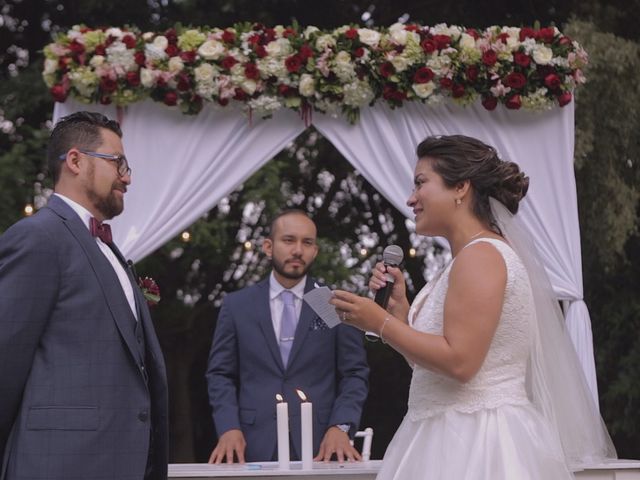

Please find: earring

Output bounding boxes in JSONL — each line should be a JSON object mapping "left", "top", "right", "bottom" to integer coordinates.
{"left": 455, "top": 198, "right": 462, "bottom": 206}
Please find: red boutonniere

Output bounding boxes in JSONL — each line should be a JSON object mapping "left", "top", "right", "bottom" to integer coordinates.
{"left": 138, "top": 277, "right": 161, "bottom": 306}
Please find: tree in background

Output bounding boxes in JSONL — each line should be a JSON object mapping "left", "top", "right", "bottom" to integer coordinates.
{"left": 1, "top": 0, "right": 639, "bottom": 460}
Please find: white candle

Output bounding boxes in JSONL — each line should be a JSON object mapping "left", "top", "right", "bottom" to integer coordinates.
{"left": 297, "top": 389, "right": 313, "bottom": 470}
{"left": 276, "top": 394, "right": 290, "bottom": 470}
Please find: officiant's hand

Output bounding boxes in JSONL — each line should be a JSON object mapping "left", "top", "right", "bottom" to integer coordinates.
{"left": 315, "top": 426, "right": 362, "bottom": 462}
{"left": 208, "top": 429, "right": 246, "bottom": 464}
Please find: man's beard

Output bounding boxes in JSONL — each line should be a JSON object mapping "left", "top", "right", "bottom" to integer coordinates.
{"left": 272, "top": 256, "right": 313, "bottom": 280}
{"left": 87, "top": 182, "right": 125, "bottom": 220}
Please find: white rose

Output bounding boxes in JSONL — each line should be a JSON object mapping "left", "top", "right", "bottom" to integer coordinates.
{"left": 265, "top": 38, "right": 292, "bottom": 57}
{"left": 358, "top": 28, "right": 381, "bottom": 48}
{"left": 105, "top": 27, "right": 124, "bottom": 39}
{"left": 335, "top": 50, "right": 351, "bottom": 67}
{"left": 44, "top": 58, "right": 58, "bottom": 74}
{"left": 152, "top": 35, "right": 168, "bottom": 51}
{"left": 241, "top": 79, "right": 257, "bottom": 95}
{"left": 389, "top": 24, "right": 408, "bottom": 45}
{"left": 459, "top": 33, "right": 476, "bottom": 50}
{"left": 391, "top": 54, "right": 410, "bottom": 72}
{"left": 315, "top": 34, "right": 336, "bottom": 51}
{"left": 142, "top": 32, "right": 154, "bottom": 41}
{"left": 412, "top": 81, "right": 436, "bottom": 98}
{"left": 145, "top": 43, "right": 167, "bottom": 61}
{"left": 194, "top": 63, "right": 215, "bottom": 83}
{"left": 198, "top": 39, "right": 225, "bottom": 60}
{"left": 89, "top": 55, "right": 105, "bottom": 68}
{"left": 303, "top": 26, "right": 320, "bottom": 39}
{"left": 299, "top": 74, "right": 315, "bottom": 97}
{"left": 532, "top": 45, "right": 553, "bottom": 65}
{"left": 140, "top": 68, "right": 156, "bottom": 88}
{"left": 168, "top": 56, "right": 184, "bottom": 73}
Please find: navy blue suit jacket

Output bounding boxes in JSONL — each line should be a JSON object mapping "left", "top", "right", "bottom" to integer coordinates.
{"left": 206, "top": 276, "right": 369, "bottom": 462}
{"left": 0, "top": 195, "right": 168, "bottom": 480}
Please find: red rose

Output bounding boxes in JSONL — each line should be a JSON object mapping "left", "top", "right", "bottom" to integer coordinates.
{"left": 421, "top": 39, "right": 437, "bottom": 54}
{"left": 234, "top": 88, "right": 247, "bottom": 100}
{"left": 452, "top": 83, "right": 465, "bottom": 98}
{"left": 505, "top": 94, "right": 522, "bottom": 110}
{"left": 466, "top": 28, "right": 480, "bottom": 40}
{"left": 222, "top": 30, "right": 236, "bottom": 44}
{"left": 504, "top": 72, "right": 527, "bottom": 89}
{"left": 482, "top": 95, "right": 498, "bottom": 111}
{"left": 519, "top": 27, "right": 537, "bottom": 41}
{"left": 413, "top": 67, "right": 434, "bottom": 84}
{"left": 380, "top": 62, "right": 395, "bottom": 78}
{"left": 299, "top": 44, "right": 314, "bottom": 60}
{"left": 433, "top": 34, "right": 451, "bottom": 50}
{"left": 248, "top": 34, "right": 260, "bottom": 45}
{"left": 134, "top": 51, "right": 146, "bottom": 66}
{"left": 465, "top": 65, "right": 479, "bottom": 82}
{"left": 122, "top": 35, "right": 136, "bottom": 49}
{"left": 99, "top": 95, "right": 112, "bottom": 105}
{"left": 218, "top": 97, "right": 229, "bottom": 106}
{"left": 95, "top": 44, "right": 106, "bottom": 56}
{"left": 382, "top": 84, "right": 395, "bottom": 100}
{"left": 100, "top": 77, "right": 118, "bottom": 93}
{"left": 405, "top": 24, "right": 419, "bottom": 32}
{"left": 439, "top": 77, "right": 453, "bottom": 89}
{"left": 221, "top": 55, "right": 238, "bottom": 70}
{"left": 354, "top": 47, "right": 365, "bottom": 58}
{"left": 180, "top": 50, "right": 196, "bottom": 64}
{"left": 557, "top": 91, "right": 572, "bottom": 107}
{"left": 345, "top": 28, "right": 358, "bottom": 40}
{"left": 559, "top": 36, "right": 572, "bottom": 46}
{"left": 255, "top": 45, "right": 267, "bottom": 58}
{"left": 165, "top": 28, "right": 178, "bottom": 44}
{"left": 513, "top": 52, "right": 531, "bottom": 67}
{"left": 497, "top": 32, "right": 510, "bottom": 44}
{"left": 50, "top": 84, "right": 68, "bottom": 102}
{"left": 284, "top": 54, "right": 303, "bottom": 73}
{"left": 264, "top": 28, "right": 276, "bottom": 43}
{"left": 244, "top": 63, "right": 260, "bottom": 80}
{"left": 283, "top": 28, "right": 296, "bottom": 39}
{"left": 126, "top": 71, "right": 140, "bottom": 87}
{"left": 58, "top": 57, "right": 71, "bottom": 72}
{"left": 164, "top": 91, "right": 178, "bottom": 106}
{"left": 165, "top": 44, "right": 179, "bottom": 57}
{"left": 278, "top": 84, "right": 292, "bottom": 96}
{"left": 177, "top": 74, "right": 191, "bottom": 91}
{"left": 69, "top": 40, "right": 85, "bottom": 55}
{"left": 482, "top": 49, "right": 498, "bottom": 66}
{"left": 544, "top": 73, "right": 561, "bottom": 90}
{"left": 539, "top": 27, "right": 555, "bottom": 43}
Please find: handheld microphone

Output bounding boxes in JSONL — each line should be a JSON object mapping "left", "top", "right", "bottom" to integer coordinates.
{"left": 374, "top": 245, "right": 404, "bottom": 309}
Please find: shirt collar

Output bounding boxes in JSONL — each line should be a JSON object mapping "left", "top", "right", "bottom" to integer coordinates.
{"left": 54, "top": 193, "right": 95, "bottom": 231}
{"left": 269, "top": 271, "right": 307, "bottom": 301}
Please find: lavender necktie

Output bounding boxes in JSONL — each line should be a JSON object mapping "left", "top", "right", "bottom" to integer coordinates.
{"left": 279, "top": 290, "right": 297, "bottom": 367}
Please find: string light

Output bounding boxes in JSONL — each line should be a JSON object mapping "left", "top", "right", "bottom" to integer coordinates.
{"left": 409, "top": 248, "right": 417, "bottom": 258}
{"left": 243, "top": 241, "right": 252, "bottom": 251}
{"left": 24, "top": 204, "right": 34, "bottom": 216}
{"left": 180, "top": 231, "right": 191, "bottom": 242}
{"left": 359, "top": 248, "right": 368, "bottom": 257}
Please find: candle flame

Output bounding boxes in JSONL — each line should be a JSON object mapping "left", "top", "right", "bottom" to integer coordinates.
{"left": 296, "top": 389, "right": 308, "bottom": 401}
{"left": 276, "top": 393, "right": 284, "bottom": 402}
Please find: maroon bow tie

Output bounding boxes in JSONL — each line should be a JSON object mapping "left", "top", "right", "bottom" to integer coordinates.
{"left": 89, "top": 217, "right": 113, "bottom": 244}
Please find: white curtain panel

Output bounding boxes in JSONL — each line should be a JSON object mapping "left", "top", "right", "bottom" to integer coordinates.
{"left": 52, "top": 98, "right": 599, "bottom": 406}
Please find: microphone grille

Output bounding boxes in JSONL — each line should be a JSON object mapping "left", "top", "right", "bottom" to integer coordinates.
{"left": 383, "top": 245, "right": 404, "bottom": 266}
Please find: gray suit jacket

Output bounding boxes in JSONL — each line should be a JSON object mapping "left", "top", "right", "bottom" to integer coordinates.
{"left": 206, "top": 276, "right": 369, "bottom": 462}
{"left": 0, "top": 195, "right": 168, "bottom": 480}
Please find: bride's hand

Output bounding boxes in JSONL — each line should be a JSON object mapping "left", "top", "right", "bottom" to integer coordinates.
{"left": 330, "top": 290, "right": 386, "bottom": 333}
{"left": 369, "top": 262, "right": 407, "bottom": 312}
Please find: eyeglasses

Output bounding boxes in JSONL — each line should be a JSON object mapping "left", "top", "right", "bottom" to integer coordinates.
{"left": 60, "top": 150, "right": 132, "bottom": 177}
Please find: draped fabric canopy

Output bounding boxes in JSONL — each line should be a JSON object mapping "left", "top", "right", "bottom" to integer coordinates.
{"left": 53, "top": 99, "right": 599, "bottom": 406}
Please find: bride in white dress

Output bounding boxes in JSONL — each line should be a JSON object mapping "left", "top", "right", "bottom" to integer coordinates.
{"left": 331, "top": 135, "right": 616, "bottom": 479}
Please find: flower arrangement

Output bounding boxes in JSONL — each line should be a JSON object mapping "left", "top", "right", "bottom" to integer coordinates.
{"left": 43, "top": 23, "right": 587, "bottom": 122}
{"left": 138, "top": 277, "right": 161, "bottom": 306}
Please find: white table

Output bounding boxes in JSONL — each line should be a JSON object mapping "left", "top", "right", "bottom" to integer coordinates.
{"left": 169, "top": 459, "right": 640, "bottom": 479}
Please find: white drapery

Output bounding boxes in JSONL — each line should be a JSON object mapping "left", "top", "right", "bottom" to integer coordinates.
{"left": 53, "top": 98, "right": 599, "bottom": 406}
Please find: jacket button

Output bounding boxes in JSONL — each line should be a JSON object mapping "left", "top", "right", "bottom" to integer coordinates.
{"left": 138, "top": 410, "right": 149, "bottom": 422}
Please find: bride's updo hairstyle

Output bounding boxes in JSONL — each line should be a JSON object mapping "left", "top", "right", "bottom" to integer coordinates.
{"left": 416, "top": 134, "right": 529, "bottom": 231}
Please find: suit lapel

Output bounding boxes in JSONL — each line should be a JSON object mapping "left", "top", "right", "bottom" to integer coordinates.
{"left": 46, "top": 196, "right": 141, "bottom": 366}
{"left": 255, "top": 279, "right": 286, "bottom": 372}
{"left": 286, "top": 277, "right": 317, "bottom": 369}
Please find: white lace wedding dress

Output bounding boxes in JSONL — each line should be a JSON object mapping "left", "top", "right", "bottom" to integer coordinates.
{"left": 377, "top": 238, "right": 573, "bottom": 479}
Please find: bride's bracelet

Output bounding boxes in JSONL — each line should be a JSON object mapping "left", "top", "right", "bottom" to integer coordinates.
{"left": 379, "top": 316, "right": 392, "bottom": 344}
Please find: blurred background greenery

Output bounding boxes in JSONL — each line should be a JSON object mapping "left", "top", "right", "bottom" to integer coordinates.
{"left": 1, "top": 0, "right": 638, "bottom": 461}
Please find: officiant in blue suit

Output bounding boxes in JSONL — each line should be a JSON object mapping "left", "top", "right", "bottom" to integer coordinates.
{"left": 0, "top": 112, "right": 168, "bottom": 480}
{"left": 206, "top": 210, "right": 369, "bottom": 464}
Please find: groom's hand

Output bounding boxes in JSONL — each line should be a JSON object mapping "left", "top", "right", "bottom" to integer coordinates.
{"left": 208, "top": 429, "right": 246, "bottom": 464}
{"left": 314, "top": 426, "right": 362, "bottom": 463}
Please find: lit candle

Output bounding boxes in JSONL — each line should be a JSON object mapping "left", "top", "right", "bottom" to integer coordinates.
{"left": 297, "top": 389, "right": 313, "bottom": 470}
{"left": 276, "top": 394, "right": 290, "bottom": 470}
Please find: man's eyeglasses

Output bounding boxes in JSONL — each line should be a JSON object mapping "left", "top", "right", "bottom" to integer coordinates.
{"left": 59, "top": 150, "right": 132, "bottom": 177}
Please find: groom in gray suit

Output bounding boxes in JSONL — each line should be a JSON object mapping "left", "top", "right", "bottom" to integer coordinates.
{"left": 0, "top": 111, "right": 168, "bottom": 480}
{"left": 207, "top": 210, "right": 369, "bottom": 464}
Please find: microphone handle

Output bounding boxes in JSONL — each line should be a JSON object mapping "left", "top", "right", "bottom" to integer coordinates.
{"left": 374, "top": 278, "right": 394, "bottom": 309}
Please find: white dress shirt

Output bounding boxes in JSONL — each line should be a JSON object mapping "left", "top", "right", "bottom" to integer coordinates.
{"left": 268, "top": 272, "right": 306, "bottom": 344}
{"left": 54, "top": 193, "right": 137, "bottom": 320}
